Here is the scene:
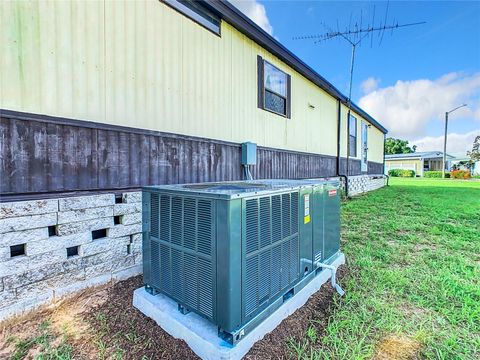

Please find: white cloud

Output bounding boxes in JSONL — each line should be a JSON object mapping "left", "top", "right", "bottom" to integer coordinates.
{"left": 411, "top": 129, "right": 480, "bottom": 157}
{"left": 360, "top": 77, "right": 380, "bottom": 94}
{"left": 358, "top": 72, "right": 480, "bottom": 138}
{"left": 474, "top": 107, "right": 480, "bottom": 121}
{"left": 230, "top": 0, "right": 273, "bottom": 35}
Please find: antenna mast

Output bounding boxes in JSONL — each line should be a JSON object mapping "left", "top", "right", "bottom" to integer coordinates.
{"left": 293, "top": 2, "right": 425, "bottom": 177}
{"left": 294, "top": 5, "right": 425, "bottom": 106}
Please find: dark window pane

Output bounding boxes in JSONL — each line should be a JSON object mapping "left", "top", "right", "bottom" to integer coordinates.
{"left": 166, "top": 0, "right": 220, "bottom": 34}
{"left": 264, "top": 62, "right": 287, "bottom": 96}
{"left": 265, "top": 90, "right": 286, "bottom": 115}
{"left": 349, "top": 115, "right": 357, "bottom": 136}
{"left": 349, "top": 135, "right": 357, "bottom": 157}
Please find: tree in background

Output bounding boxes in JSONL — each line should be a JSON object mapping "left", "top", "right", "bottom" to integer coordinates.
{"left": 467, "top": 135, "right": 480, "bottom": 162}
{"left": 384, "top": 138, "right": 417, "bottom": 155}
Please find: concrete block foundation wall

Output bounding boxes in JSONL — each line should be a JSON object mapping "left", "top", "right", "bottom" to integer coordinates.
{"left": 0, "top": 192, "right": 143, "bottom": 321}
{"left": 342, "top": 174, "right": 387, "bottom": 197}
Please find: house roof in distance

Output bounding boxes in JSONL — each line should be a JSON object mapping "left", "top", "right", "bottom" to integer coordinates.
{"left": 201, "top": 0, "right": 388, "bottom": 134}
{"left": 385, "top": 151, "right": 455, "bottom": 160}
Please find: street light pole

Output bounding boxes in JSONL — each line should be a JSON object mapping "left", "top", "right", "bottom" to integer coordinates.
{"left": 442, "top": 112, "right": 449, "bottom": 179}
{"left": 442, "top": 104, "right": 467, "bottom": 178}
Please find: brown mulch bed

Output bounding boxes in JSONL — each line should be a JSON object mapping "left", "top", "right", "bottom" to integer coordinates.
{"left": 1, "top": 268, "right": 345, "bottom": 359}
{"left": 84, "top": 268, "right": 346, "bottom": 359}
{"left": 83, "top": 276, "right": 197, "bottom": 359}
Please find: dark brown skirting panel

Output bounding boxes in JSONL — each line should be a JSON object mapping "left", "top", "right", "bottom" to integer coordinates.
{"left": 339, "top": 158, "right": 361, "bottom": 176}
{"left": 339, "top": 158, "right": 384, "bottom": 176}
{"left": 0, "top": 110, "right": 374, "bottom": 202}
{"left": 368, "top": 161, "right": 385, "bottom": 175}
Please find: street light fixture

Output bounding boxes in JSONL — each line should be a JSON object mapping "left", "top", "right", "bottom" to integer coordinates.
{"left": 443, "top": 104, "right": 467, "bottom": 178}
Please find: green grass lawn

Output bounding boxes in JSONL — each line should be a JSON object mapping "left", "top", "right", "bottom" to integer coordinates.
{"left": 291, "top": 178, "right": 480, "bottom": 359}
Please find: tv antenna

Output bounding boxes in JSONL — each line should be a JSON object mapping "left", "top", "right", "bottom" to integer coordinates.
{"left": 293, "top": 1, "right": 425, "bottom": 177}
{"left": 293, "top": 2, "right": 425, "bottom": 107}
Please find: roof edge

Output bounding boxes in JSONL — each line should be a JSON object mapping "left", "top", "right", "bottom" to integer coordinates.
{"left": 385, "top": 152, "right": 455, "bottom": 160}
{"left": 203, "top": 0, "right": 388, "bottom": 134}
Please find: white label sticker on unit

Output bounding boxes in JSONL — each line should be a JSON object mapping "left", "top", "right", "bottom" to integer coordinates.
{"left": 304, "top": 194, "right": 310, "bottom": 224}
{"left": 304, "top": 194, "right": 310, "bottom": 216}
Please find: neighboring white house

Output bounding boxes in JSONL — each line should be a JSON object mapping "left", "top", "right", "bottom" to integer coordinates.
{"left": 450, "top": 157, "right": 480, "bottom": 176}
{"left": 385, "top": 151, "right": 455, "bottom": 177}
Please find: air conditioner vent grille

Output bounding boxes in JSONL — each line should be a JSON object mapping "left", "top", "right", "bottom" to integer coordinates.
{"left": 259, "top": 197, "right": 271, "bottom": 248}
{"left": 183, "top": 198, "right": 196, "bottom": 250}
{"left": 246, "top": 199, "right": 259, "bottom": 254}
{"left": 150, "top": 240, "right": 160, "bottom": 287}
{"left": 291, "top": 192, "right": 298, "bottom": 234}
{"left": 282, "top": 193, "right": 291, "bottom": 238}
{"left": 197, "top": 200, "right": 213, "bottom": 255}
{"left": 151, "top": 194, "right": 159, "bottom": 238}
{"left": 198, "top": 258, "right": 214, "bottom": 318}
{"left": 171, "top": 197, "right": 183, "bottom": 246}
{"left": 160, "top": 243, "right": 171, "bottom": 293}
{"left": 244, "top": 191, "right": 299, "bottom": 318}
{"left": 160, "top": 195, "right": 170, "bottom": 242}
{"left": 272, "top": 195, "right": 282, "bottom": 243}
{"left": 148, "top": 194, "right": 214, "bottom": 320}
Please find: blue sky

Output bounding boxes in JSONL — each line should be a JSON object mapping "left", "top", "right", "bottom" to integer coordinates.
{"left": 232, "top": 0, "right": 480, "bottom": 155}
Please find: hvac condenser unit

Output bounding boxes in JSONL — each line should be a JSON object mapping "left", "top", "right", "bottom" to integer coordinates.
{"left": 142, "top": 179, "right": 341, "bottom": 344}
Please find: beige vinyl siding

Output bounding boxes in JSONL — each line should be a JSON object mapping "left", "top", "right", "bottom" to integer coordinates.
{"left": 367, "top": 122, "right": 385, "bottom": 164}
{"left": 1, "top": 0, "right": 383, "bottom": 162}
{"left": 338, "top": 104, "right": 384, "bottom": 164}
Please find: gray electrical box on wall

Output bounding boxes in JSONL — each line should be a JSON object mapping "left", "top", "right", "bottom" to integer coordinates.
{"left": 142, "top": 179, "right": 341, "bottom": 344}
{"left": 241, "top": 142, "right": 257, "bottom": 165}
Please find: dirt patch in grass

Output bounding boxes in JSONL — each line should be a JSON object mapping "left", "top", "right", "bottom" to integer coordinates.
{"left": 1, "top": 268, "right": 345, "bottom": 359}
{"left": 373, "top": 334, "right": 421, "bottom": 360}
{"left": 0, "top": 284, "right": 110, "bottom": 359}
{"left": 399, "top": 303, "right": 428, "bottom": 320}
{"left": 413, "top": 242, "right": 437, "bottom": 251}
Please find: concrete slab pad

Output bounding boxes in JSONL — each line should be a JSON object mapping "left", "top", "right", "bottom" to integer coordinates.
{"left": 133, "top": 253, "right": 345, "bottom": 360}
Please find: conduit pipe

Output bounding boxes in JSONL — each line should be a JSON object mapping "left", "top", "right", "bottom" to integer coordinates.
{"left": 314, "top": 261, "right": 345, "bottom": 296}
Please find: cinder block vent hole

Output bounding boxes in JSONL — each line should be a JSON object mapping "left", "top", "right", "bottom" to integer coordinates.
{"left": 114, "top": 215, "right": 122, "bottom": 225}
{"left": 129, "top": 235, "right": 134, "bottom": 243}
{"left": 92, "top": 228, "right": 108, "bottom": 240}
{"left": 10, "top": 244, "right": 26, "bottom": 257}
{"left": 115, "top": 194, "right": 123, "bottom": 204}
{"left": 48, "top": 225, "right": 57, "bottom": 237}
{"left": 67, "top": 245, "right": 79, "bottom": 258}
{"left": 126, "top": 244, "right": 131, "bottom": 255}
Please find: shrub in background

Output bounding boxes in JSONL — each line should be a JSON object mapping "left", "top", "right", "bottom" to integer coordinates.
{"left": 388, "top": 169, "right": 415, "bottom": 177}
{"left": 424, "top": 171, "right": 449, "bottom": 178}
{"left": 450, "top": 170, "right": 471, "bottom": 179}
